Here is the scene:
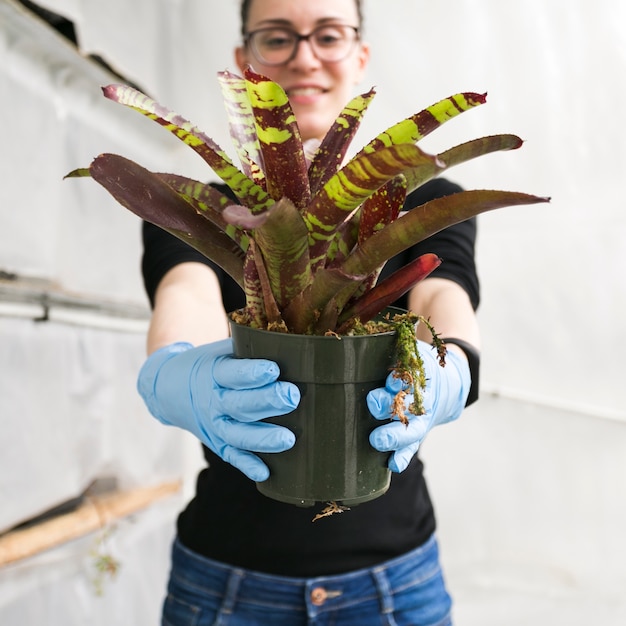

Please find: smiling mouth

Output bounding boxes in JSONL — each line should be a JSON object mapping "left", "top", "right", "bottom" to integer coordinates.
{"left": 286, "top": 86, "right": 327, "bottom": 97}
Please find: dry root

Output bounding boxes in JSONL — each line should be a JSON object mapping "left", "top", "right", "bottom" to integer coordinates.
{"left": 312, "top": 501, "right": 351, "bottom": 522}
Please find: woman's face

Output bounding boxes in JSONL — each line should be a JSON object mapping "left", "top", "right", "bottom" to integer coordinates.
{"left": 235, "top": 0, "right": 370, "bottom": 142}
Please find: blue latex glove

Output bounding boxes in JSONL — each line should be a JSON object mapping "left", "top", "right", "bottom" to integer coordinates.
{"left": 137, "top": 339, "right": 299, "bottom": 482}
{"left": 368, "top": 340, "right": 471, "bottom": 473}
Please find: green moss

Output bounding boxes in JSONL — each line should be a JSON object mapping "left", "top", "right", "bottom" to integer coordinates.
{"left": 388, "top": 313, "right": 446, "bottom": 424}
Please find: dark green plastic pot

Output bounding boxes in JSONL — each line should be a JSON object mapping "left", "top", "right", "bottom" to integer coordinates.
{"left": 229, "top": 312, "right": 400, "bottom": 507}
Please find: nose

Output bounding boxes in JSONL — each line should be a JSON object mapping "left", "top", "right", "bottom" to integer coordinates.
{"left": 287, "top": 37, "right": 322, "bottom": 69}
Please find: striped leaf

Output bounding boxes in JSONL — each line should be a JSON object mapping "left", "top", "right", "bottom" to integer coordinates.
{"left": 308, "top": 88, "right": 376, "bottom": 195}
{"left": 305, "top": 144, "right": 442, "bottom": 267}
{"left": 101, "top": 84, "right": 272, "bottom": 213}
{"left": 253, "top": 197, "right": 313, "bottom": 310}
{"left": 357, "top": 92, "right": 487, "bottom": 156}
{"left": 342, "top": 190, "right": 550, "bottom": 278}
{"left": 154, "top": 173, "right": 249, "bottom": 251}
{"left": 241, "top": 244, "right": 267, "bottom": 328}
{"left": 401, "top": 133, "right": 524, "bottom": 194}
{"left": 88, "top": 154, "right": 245, "bottom": 287}
{"left": 434, "top": 133, "right": 523, "bottom": 172}
{"left": 288, "top": 190, "right": 548, "bottom": 333}
{"left": 358, "top": 176, "right": 407, "bottom": 245}
{"left": 243, "top": 68, "right": 310, "bottom": 208}
{"left": 218, "top": 70, "right": 264, "bottom": 181}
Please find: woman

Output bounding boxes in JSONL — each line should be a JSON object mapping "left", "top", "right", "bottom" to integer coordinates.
{"left": 139, "top": 0, "right": 480, "bottom": 623}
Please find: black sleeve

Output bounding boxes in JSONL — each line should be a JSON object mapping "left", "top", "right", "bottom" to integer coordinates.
{"left": 379, "top": 178, "right": 480, "bottom": 311}
{"left": 141, "top": 180, "right": 245, "bottom": 313}
{"left": 416, "top": 217, "right": 479, "bottom": 310}
{"left": 141, "top": 221, "right": 246, "bottom": 313}
{"left": 142, "top": 221, "right": 203, "bottom": 308}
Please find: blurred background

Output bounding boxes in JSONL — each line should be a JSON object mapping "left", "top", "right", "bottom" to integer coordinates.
{"left": 1, "top": 0, "right": 624, "bottom": 623}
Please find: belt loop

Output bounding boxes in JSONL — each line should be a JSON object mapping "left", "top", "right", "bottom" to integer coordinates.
{"left": 219, "top": 568, "right": 244, "bottom": 616}
{"left": 371, "top": 567, "right": 394, "bottom": 617}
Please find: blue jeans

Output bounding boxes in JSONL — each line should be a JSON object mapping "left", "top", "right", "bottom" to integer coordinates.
{"left": 161, "top": 534, "right": 452, "bottom": 626}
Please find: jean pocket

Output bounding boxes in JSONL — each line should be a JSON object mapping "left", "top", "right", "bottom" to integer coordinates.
{"left": 162, "top": 592, "right": 205, "bottom": 626}
{"left": 390, "top": 574, "right": 452, "bottom": 626}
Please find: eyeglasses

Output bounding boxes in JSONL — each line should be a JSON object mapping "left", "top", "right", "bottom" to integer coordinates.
{"left": 244, "top": 24, "right": 360, "bottom": 67}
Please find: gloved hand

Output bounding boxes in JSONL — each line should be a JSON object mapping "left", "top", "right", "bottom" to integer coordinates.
{"left": 137, "top": 339, "right": 300, "bottom": 482}
{"left": 368, "top": 340, "right": 471, "bottom": 473}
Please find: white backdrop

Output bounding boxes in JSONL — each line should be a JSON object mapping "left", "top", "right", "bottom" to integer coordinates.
{"left": 1, "top": 1, "right": 625, "bottom": 624}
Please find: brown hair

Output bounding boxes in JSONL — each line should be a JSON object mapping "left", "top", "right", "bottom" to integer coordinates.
{"left": 240, "top": 0, "right": 364, "bottom": 36}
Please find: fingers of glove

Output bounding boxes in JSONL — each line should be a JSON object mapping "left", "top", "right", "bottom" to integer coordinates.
{"left": 210, "top": 418, "right": 296, "bottom": 453}
{"left": 366, "top": 387, "right": 396, "bottom": 420}
{"left": 388, "top": 442, "right": 420, "bottom": 473}
{"left": 367, "top": 369, "right": 420, "bottom": 419}
{"left": 369, "top": 417, "right": 429, "bottom": 452}
{"left": 213, "top": 355, "right": 282, "bottom": 390}
{"left": 367, "top": 386, "right": 416, "bottom": 423}
{"left": 384, "top": 371, "right": 409, "bottom": 392}
{"left": 216, "top": 382, "right": 300, "bottom": 421}
{"left": 220, "top": 447, "right": 272, "bottom": 482}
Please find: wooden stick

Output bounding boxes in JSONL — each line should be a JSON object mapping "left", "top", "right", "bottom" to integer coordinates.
{"left": 0, "top": 481, "right": 181, "bottom": 566}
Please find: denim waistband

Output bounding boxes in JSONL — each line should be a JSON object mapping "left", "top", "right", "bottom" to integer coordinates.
{"left": 170, "top": 533, "right": 441, "bottom": 619}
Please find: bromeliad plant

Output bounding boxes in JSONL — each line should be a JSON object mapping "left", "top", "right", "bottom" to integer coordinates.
{"left": 68, "top": 67, "right": 546, "bottom": 337}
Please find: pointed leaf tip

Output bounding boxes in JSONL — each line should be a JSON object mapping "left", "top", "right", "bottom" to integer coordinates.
{"left": 64, "top": 167, "right": 91, "bottom": 179}
{"left": 101, "top": 83, "right": 139, "bottom": 104}
{"left": 101, "top": 84, "right": 118, "bottom": 98}
{"left": 468, "top": 92, "right": 487, "bottom": 105}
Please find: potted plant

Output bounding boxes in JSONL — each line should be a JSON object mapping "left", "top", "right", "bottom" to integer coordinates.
{"left": 67, "top": 66, "right": 547, "bottom": 507}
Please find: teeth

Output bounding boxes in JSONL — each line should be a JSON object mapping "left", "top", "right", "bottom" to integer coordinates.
{"left": 289, "top": 87, "right": 323, "bottom": 96}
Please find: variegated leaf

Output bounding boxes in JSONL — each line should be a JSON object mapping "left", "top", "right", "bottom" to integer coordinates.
{"left": 308, "top": 88, "right": 376, "bottom": 195}
{"left": 218, "top": 70, "right": 264, "bottom": 181}
{"left": 356, "top": 92, "right": 487, "bottom": 155}
{"left": 342, "top": 190, "right": 550, "bottom": 278}
{"left": 305, "top": 144, "right": 442, "bottom": 268}
{"left": 358, "top": 176, "right": 407, "bottom": 244}
{"left": 154, "top": 173, "right": 249, "bottom": 251}
{"left": 101, "top": 83, "right": 272, "bottom": 213}
{"left": 89, "top": 154, "right": 245, "bottom": 287}
{"left": 243, "top": 68, "right": 311, "bottom": 208}
{"left": 253, "top": 197, "right": 312, "bottom": 310}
